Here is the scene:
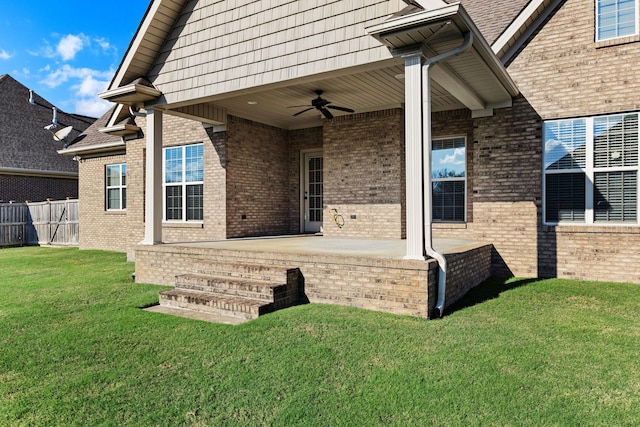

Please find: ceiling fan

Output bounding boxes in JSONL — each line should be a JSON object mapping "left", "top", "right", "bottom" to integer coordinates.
{"left": 290, "top": 90, "right": 355, "bottom": 119}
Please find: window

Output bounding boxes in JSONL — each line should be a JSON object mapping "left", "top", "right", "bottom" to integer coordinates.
{"left": 543, "top": 113, "right": 639, "bottom": 224}
{"left": 596, "top": 0, "right": 638, "bottom": 41}
{"left": 163, "top": 144, "right": 204, "bottom": 221}
{"left": 106, "top": 164, "right": 126, "bottom": 210}
{"left": 432, "top": 137, "right": 466, "bottom": 222}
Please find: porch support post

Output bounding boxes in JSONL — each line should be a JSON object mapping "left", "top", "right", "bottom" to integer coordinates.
{"left": 403, "top": 52, "right": 426, "bottom": 260}
{"left": 141, "top": 107, "right": 163, "bottom": 245}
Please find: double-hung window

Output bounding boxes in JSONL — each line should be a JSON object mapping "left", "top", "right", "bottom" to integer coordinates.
{"left": 163, "top": 144, "right": 204, "bottom": 221}
{"left": 543, "top": 113, "right": 639, "bottom": 224}
{"left": 432, "top": 136, "right": 466, "bottom": 222}
{"left": 106, "top": 163, "right": 126, "bottom": 210}
{"left": 596, "top": 0, "right": 638, "bottom": 41}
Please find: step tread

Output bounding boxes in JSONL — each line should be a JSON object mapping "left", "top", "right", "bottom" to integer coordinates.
{"left": 176, "top": 273, "right": 283, "bottom": 287}
{"left": 160, "top": 288, "right": 268, "bottom": 306}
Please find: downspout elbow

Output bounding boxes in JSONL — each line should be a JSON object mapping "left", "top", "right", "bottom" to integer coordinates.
{"left": 427, "top": 248, "right": 447, "bottom": 318}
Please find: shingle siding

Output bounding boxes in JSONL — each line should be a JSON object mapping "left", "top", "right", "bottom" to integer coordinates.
{"left": 149, "top": 0, "right": 406, "bottom": 104}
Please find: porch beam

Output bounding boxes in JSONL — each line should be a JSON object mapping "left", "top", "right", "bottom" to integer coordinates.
{"left": 430, "top": 63, "right": 485, "bottom": 111}
{"left": 141, "top": 107, "right": 163, "bottom": 245}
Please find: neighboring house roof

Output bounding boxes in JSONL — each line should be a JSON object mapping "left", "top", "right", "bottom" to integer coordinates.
{"left": 61, "top": 107, "right": 127, "bottom": 156}
{"left": 0, "top": 74, "right": 94, "bottom": 176}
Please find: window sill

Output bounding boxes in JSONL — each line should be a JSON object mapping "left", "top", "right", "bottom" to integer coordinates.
{"left": 432, "top": 222, "right": 467, "bottom": 229}
{"left": 105, "top": 210, "right": 126, "bottom": 214}
{"left": 596, "top": 34, "right": 640, "bottom": 48}
{"left": 542, "top": 224, "right": 640, "bottom": 233}
{"left": 163, "top": 222, "right": 204, "bottom": 229}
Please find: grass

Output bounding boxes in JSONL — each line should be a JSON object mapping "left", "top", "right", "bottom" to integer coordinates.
{"left": 1, "top": 247, "right": 639, "bottom": 426}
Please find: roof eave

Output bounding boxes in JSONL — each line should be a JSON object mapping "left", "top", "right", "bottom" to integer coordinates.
{"left": 58, "top": 140, "right": 126, "bottom": 156}
{"left": 367, "top": 2, "right": 519, "bottom": 100}
{"left": 98, "top": 124, "right": 141, "bottom": 137}
{"left": 98, "top": 84, "right": 162, "bottom": 105}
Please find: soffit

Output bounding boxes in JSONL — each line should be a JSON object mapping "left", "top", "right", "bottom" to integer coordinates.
{"left": 159, "top": 59, "right": 465, "bottom": 130}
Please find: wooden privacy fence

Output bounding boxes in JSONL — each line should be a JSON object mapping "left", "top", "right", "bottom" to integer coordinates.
{"left": 0, "top": 199, "right": 79, "bottom": 247}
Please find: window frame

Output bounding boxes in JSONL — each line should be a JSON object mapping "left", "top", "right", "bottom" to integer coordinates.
{"left": 162, "top": 143, "right": 204, "bottom": 223}
{"left": 543, "top": 112, "right": 640, "bottom": 226}
{"left": 105, "top": 163, "right": 126, "bottom": 211}
{"left": 431, "top": 135, "right": 467, "bottom": 223}
{"left": 595, "top": 0, "right": 639, "bottom": 42}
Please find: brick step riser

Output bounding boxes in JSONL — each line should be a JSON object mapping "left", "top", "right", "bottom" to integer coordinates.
{"left": 175, "top": 277, "right": 280, "bottom": 297}
{"left": 191, "top": 262, "right": 287, "bottom": 282}
{"left": 176, "top": 283, "right": 275, "bottom": 301}
{"left": 160, "top": 292, "right": 269, "bottom": 320}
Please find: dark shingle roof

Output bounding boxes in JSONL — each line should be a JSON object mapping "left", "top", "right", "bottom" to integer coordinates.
{"left": 448, "top": 0, "right": 532, "bottom": 45}
{"left": 0, "top": 74, "right": 94, "bottom": 173}
{"left": 63, "top": 106, "right": 123, "bottom": 152}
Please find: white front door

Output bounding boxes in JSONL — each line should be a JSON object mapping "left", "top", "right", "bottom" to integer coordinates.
{"left": 302, "top": 151, "right": 323, "bottom": 233}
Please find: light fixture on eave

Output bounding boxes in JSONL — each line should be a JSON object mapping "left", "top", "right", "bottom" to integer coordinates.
{"left": 247, "top": 101, "right": 258, "bottom": 105}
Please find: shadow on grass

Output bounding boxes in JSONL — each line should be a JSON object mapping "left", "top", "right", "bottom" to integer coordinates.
{"left": 444, "top": 276, "right": 540, "bottom": 316}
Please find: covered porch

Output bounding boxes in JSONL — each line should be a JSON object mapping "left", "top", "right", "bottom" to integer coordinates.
{"left": 134, "top": 236, "right": 492, "bottom": 319}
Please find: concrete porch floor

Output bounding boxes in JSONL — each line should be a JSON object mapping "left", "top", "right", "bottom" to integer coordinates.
{"left": 164, "top": 235, "right": 486, "bottom": 259}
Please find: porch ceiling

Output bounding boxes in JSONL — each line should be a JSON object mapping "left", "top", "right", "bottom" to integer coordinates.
{"left": 160, "top": 58, "right": 465, "bottom": 130}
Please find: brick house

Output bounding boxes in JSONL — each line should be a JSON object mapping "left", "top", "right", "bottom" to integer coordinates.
{"left": 0, "top": 74, "right": 94, "bottom": 202}
{"left": 62, "top": 0, "right": 640, "bottom": 319}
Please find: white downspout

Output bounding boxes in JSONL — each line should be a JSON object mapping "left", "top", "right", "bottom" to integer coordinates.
{"left": 422, "top": 31, "right": 473, "bottom": 318}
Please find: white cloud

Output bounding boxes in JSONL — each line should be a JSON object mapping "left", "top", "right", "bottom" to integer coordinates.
{"left": 439, "top": 147, "right": 466, "bottom": 165}
{"left": 57, "top": 34, "right": 88, "bottom": 61}
{"left": 75, "top": 98, "right": 112, "bottom": 117}
{"left": 0, "top": 49, "right": 12, "bottom": 60}
{"left": 75, "top": 75, "right": 110, "bottom": 97}
{"left": 40, "top": 64, "right": 113, "bottom": 88}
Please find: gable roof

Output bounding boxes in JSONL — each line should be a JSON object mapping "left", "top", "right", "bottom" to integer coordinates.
{"left": 107, "top": 0, "right": 534, "bottom": 94}
{"left": 0, "top": 74, "right": 94, "bottom": 175}
{"left": 61, "top": 106, "right": 127, "bottom": 156}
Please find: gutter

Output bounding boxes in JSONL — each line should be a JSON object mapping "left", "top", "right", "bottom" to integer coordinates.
{"left": 422, "top": 31, "right": 473, "bottom": 318}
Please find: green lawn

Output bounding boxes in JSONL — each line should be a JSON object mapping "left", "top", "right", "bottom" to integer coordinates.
{"left": 0, "top": 247, "right": 639, "bottom": 426}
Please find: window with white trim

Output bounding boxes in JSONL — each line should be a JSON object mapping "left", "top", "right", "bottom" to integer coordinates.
{"left": 106, "top": 163, "right": 126, "bottom": 210}
{"left": 163, "top": 144, "right": 204, "bottom": 221}
{"left": 596, "top": 0, "right": 638, "bottom": 41}
{"left": 543, "top": 113, "right": 639, "bottom": 224}
{"left": 432, "top": 136, "right": 466, "bottom": 222}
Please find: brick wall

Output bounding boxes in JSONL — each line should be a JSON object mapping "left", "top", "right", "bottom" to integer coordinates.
{"left": 0, "top": 174, "right": 77, "bottom": 203}
{"left": 442, "top": 243, "right": 493, "bottom": 314}
{"left": 79, "top": 113, "right": 228, "bottom": 260}
{"left": 78, "top": 154, "right": 128, "bottom": 252}
{"left": 429, "top": 97, "right": 543, "bottom": 278}
{"left": 508, "top": 0, "right": 640, "bottom": 120}
{"left": 323, "top": 109, "right": 405, "bottom": 239}
{"left": 225, "top": 116, "right": 290, "bottom": 237}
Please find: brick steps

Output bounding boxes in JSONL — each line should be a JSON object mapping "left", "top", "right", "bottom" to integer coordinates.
{"left": 158, "top": 265, "right": 300, "bottom": 321}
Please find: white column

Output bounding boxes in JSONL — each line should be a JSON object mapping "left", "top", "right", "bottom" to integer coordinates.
{"left": 404, "top": 53, "right": 425, "bottom": 260}
{"left": 141, "top": 107, "right": 163, "bottom": 245}
{"left": 422, "top": 62, "right": 433, "bottom": 250}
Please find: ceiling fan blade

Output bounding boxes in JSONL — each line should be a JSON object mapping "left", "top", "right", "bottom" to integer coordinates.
{"left": 293, "top": 107, "right": 314, "bottom": 116}
{"left": 320, "top": 108, "right": 333, "bottom": 119}
{"left": 327, "top": 105, "right": 355, "bottom": 113}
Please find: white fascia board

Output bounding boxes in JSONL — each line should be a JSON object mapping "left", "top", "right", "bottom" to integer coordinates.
{"left": 366, "top": 3, "right": 461, "bottom": 40}
{"left": 492, "top": 0, "right": 547, "bottom": 55}
{"left": 109, "top": 0, "right": 164, "bottom": 89}
{"left": 58, "top": 140, "right": 125, "bottom": 156}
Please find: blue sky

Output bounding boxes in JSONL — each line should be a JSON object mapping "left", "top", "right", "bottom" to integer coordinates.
{"left": 0, "top": 0, "right": 150, "bottom": 118}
